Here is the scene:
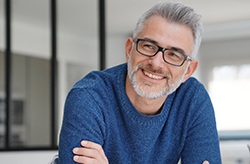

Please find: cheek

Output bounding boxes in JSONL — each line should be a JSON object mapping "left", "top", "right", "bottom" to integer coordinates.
{"left": 129, "top": 53, "right": 144, "bottom": 66}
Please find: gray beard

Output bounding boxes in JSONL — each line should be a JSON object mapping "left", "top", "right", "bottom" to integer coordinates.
{"left": 127, "top": 56, "right": 189, "bottom": 99}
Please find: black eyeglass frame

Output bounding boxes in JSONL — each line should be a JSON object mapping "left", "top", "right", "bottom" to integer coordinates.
{"left": 135, "top": 38, "right": 193, "bottom": 67}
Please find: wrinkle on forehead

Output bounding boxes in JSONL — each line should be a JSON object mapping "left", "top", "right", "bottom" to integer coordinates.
{"left": 138, "top": 15, "right": 194, "bottom": 56}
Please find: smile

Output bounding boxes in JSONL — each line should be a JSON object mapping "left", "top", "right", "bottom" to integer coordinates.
{"left": 143, "top": 70, "right": 164, "bottom": 80}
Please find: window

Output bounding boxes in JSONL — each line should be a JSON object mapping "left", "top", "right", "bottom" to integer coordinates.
{"left": 209, "top": 64, "right": 250, "bottom": 138}
{"left": 0, "top": 0, "right": 100, "bottom": 150}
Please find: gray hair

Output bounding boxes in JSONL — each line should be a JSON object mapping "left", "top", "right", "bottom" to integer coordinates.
{"left": 132, "top": 2, "right": 203, "bottom": 57}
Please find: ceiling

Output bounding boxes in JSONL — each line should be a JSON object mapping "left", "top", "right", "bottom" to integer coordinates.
{"left": 106, "top": 0, "right": 250, "bottom": 35}
{"left": 1, "top": 0, "right": 250, "bottom": 38}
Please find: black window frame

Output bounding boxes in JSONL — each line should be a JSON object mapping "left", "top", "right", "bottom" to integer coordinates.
{"left": 0, "top": 0, "right": 106, "bottom": 151}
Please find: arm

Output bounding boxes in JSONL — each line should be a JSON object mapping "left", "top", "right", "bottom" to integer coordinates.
{"left": 181, "top": 87, "right": 221, "bottom": 163}
{"left": 72, "top": 140, "right": 209, "bottom": 164}
{"left": 58, "top": 89, "right": 106, "bottom": 164}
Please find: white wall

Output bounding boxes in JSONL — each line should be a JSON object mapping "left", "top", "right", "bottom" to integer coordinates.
{"left": 0, "top": 150, "right": 57, "bottom": 164}
{"left": 184, "top": 20, "right": 250, "bottom": 88}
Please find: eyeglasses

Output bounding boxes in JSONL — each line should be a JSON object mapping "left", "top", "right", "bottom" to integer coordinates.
{"left": 135, "top": 38, "right": 193, "bottom": 66}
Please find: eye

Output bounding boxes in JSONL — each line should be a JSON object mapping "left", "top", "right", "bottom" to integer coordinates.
{"left": 142, "top": 42, "right": 157, "bottom": 51}
{"left": 168, "top": 52, "right": 179, "bottom": 58}
{"left": 165, "top": 51, "right": 182, "bottom": 60}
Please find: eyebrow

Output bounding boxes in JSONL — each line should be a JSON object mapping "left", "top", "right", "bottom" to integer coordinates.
{"left": 141, "top": 37, "right": 187, "bottom": 55}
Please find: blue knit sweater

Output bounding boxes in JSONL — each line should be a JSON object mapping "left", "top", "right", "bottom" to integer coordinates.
{"left": 58, "top": 63, "right": 221, "bottom": 164}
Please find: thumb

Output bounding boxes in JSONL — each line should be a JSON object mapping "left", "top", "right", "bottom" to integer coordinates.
{"left": 202, "top": 161, "right": 209, "bottom": 164}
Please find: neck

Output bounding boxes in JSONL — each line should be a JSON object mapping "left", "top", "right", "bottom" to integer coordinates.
{"left": 125, "top": 77, "right": 167, "bottom": 115}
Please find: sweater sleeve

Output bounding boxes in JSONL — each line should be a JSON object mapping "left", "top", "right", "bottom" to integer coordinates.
{"left": 58, "top": 88, "right": 106, "bottom": 164}
{"left": 180, "top": 85, "right": 222, "bottom": 164}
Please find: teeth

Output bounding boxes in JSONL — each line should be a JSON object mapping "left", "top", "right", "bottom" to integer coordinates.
{"left": 144, "top": 71, "right": 163, "bottom": 80}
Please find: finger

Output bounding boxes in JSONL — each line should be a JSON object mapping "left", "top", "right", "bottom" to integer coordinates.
{"left": 73, "top": 141, "right": 108, "bottom": 163}
{"left": 81, "top": 140, "right": 102, "bottom": 151}
{"left": 73, "top": 147, "right": 98, "bottom": 158}
{"left": 73, "top": 154, "right": 95, "bottom": 164}
{"left": 73, "top": 147, "right": 105, "bottom": 164}
{"left": 73, "top": 147, "right": 108, "bottom": 163}
{"left": 81, "top": 140, "right": 108, "bottom": 161}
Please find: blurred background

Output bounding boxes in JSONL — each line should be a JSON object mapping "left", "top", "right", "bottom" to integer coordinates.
{"left": 0, "top": 0, "right": 250, "bottom": 163}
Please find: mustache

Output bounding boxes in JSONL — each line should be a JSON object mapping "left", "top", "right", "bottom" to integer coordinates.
{"left": 138, "top": 64, "right": 172, "bottom": 79}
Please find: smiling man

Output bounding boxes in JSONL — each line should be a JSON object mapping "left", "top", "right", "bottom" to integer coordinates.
{"left": 58, "top": 2, "right": 221, "bottom": 164}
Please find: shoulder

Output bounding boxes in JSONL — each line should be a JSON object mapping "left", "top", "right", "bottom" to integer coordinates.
{"left": 72, "top": 63, "right": 126, "bottom": 90}
{"left": 173, "top": 77, "right": 213, "bottom": 115}
{"left": 65, "top": 63, "right": 127, "bottom": 110}
{"left": 176, "top": 77, "right": 208, "bottom": 100}
{"left": 181, "top": 77, "right": 204, "bottom": 90}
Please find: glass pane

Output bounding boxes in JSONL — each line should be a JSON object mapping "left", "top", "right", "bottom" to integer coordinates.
{"left": 0, "top": 52, "right": 5, "bottom": 148}
{"left": 209, "top": 65, "right": 250, "bottom": 131}
{"left": 0, "top": 0, "right": 5, "bottom": 148}
{"left": 106, "top": 1, "right": 133, "bottom": 67}
{"left": 11, "top": 0, "right": 51, "bottom": 147}
{"left": 57, "top": 0, "right": 99, "bottom": 130}
{"left": 0, "top": 0, "right": 3, "bottom": 49}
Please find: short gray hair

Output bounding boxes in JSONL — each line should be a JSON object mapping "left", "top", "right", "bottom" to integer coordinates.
{"left": 132, "top": 2, "right": 203, "bottom": 57}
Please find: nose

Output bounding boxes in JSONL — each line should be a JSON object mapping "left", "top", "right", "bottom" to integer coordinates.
{"left": 148, "top": 51, "right": 165, "bottom": 66}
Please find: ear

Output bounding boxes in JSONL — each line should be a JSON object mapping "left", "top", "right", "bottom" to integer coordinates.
{"left": 182, "top": 60, "right": 198, "bottom": 82}
{"left": 125, "top": 37, "right": 134, "bottom": 61}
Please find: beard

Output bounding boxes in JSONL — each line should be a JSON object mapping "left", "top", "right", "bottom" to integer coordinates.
{"left": 127, "top": 55, "right": 189, "bottom": 99}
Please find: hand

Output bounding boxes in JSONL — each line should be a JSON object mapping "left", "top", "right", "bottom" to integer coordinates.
{"left": 72, "top": 140, "right": 109, "bottom": 164}
{"left": 202, "top": 161, "right": 209, "bottom": 164}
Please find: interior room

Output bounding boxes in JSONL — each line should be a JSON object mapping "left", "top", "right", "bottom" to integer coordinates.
{"left": 0, "top": 0, "right": 250, "bottom": 163}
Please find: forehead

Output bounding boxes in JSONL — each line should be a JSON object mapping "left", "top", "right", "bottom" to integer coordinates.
{"left": 138, "top": 15, "right": 194, "bottom": 55}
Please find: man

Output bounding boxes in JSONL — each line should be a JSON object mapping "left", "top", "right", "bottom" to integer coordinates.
{"left": 58, "top": 2, "right": 221, "bottom": 164}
